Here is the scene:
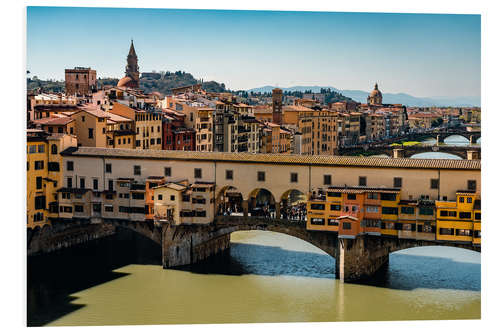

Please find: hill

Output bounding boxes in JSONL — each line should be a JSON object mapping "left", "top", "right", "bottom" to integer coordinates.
{"left": 27, "top": 71, "right": 228, "bottom": 96}
{"left": 248, "top": 85, "right": 480, "bottom": 107}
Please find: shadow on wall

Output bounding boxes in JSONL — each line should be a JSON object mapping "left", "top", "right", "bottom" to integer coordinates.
{"left": 176, "top": 242, "right": 480, "bottom": 292}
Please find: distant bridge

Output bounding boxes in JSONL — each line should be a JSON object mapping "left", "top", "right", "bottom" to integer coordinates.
{"left": 27, "top": 216, "right": 480, "bottom": 282}
{"left": 338, "top": 144, "right": 481, "bottom": 159}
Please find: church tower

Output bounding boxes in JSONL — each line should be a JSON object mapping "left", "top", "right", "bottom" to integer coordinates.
{"left": 367, "top": 83, "right": 383, "bottom": 105}
{"left": 125, "top": 40, "right": 140, "bottom": 88}
{"left": 272, "top": 88, "right": 283, "bottom": 125}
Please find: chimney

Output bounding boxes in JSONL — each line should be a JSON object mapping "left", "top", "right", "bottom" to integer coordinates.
{"left": 393, "top": 148, "right": 404, "bottom": 158}
{"left": 467, "top": 150, "right": 479, "bottom": 160}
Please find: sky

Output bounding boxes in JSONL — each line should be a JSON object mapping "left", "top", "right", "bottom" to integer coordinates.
{"left": 27, "top": 7, "right": 481, "bottom": 98}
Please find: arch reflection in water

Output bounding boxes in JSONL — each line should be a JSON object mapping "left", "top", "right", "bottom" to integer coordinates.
{"left": 411, "top": 152, "right": 463, "bottom": 159}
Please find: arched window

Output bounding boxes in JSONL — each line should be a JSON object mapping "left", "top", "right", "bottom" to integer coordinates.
{"left": 51, "top": 144, "right": 58, "bottom": 155}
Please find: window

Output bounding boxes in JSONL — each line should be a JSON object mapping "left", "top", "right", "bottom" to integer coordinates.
{"left": 343, "top": 222, "right": 352, "bottom": 230}
{"left": 419, "top": 207, "right": 434, "bottom": 215}
{"left": 367, "top": 192, "right": 378, "bottom": 200}
{"left": 105, "top": 205, "right": 114, "bottom": 212}
{"left": 400, "top": 206, "right": 415, "bottom": 215}
{"left": 327, "top": 192, "right": 341, "bottom": 198}
{"left": 439, "top": 228, "right": 454, "bottom": 236}
{"left": 105, "top": 193, "right": 113, "bottom": 200}
{"left": 34, "top": 195, "right": 45, "bottom": 210}
{"left": 475, "top": 212, "right": 481, "bottom": 220}
{"left": 134, "top": 165, "right": 141, "bottom": 175}
{"left": 163, "top": 167, "right": 171, "bottom": 177}
{"left": 459, "top": 212, "right": 472, "bottom": 219}
{"left": 467, "top": 197, "right": 472, "bottom": 203}
{"left": 88, "top": 128, "right": 94, "bottom": 139}
{"left": 330, "top": 204, "right": 341, "bottom": 211}
{"left": 474, "top": 230, "right": 481, "bottom": 238}
{"left": 67, "top": 161, "right": 74, "bottom": 171}
{"left": 36, "top": 176, "right": 42, "bottom": 190}
{"left": 393, "top": 177, "right": 402, "bottom": 188}
{"left": 66, "top": 177, "right": 73, "bottom": 188}
{"left": 93, "top": 203, "right": 101, "bottom": 213}
{"left": 194, "top": 168, "right": 202, "bottom": 179}
{"left": 310, "top": 218, "right": 325, "bottom": 225}
{"left": 34, "top": 161, "right": 44, "bottom": 170}
{"left": 380, "top": 193, "right": 397, "bottom": 201}
{"left": 38, "top": 145, "right": 45, "bottom": 153}
{"left": 323, "top": 174, "right": 332, "bottom": 185}
{"left": 132, "top": 193, "right": 145, "bottom": 200}
{"left": 156, "top": 138, "right": 161, "bottom": 145}
{"left": 226, "top": 170, "right": 233, "bottom": 180}
{"left": 430, "top": 179, "right": 439, "bottom": 189}
{"left": 310, "top": 203, "right": 325, "bottom": 210}
{"left": 105, "top": 163, "right": 112, "bottom": 173}
{"left": 79, "top": 177, "right": 85, "bottom": 188}
{"left": 290, "top": 172, "right": 298, "bottom": 183}
{"left": 182, "top": 195, "right": 190, "bottom": 202}
{"left": 456, "top": 229, "right": 472, "bottom": 236}
{"left": 51, "top": 144, "right": 58, "bottom": 155}
{"left": 158, "top": 194, "right": 163, "bottom": 200}
{"left": 459, "top": 197, "right": 464, "bottom": 203}
{"left": 365, "top": 205, "right": 378, "bottom": 213}
{"left": 48, "top": 162, "right": 59, "bottom": 171}
{"left": 28, "top": 145, "right": 36, "bottom": 154}
{"left": 27, "top": 162, "right": 29, "bottom": 170}
{"left": 169, "top": 195, "right": 175, "bottom": 201}
{"left": 108, "top": 179, "right": 113, "bottom": 191}
{"left": 74, "top": 205, "right": 84, "bottom": 213}
{"left": 93, "top": 179, "right": 98, "bottom": 190}
{"left": 467, "top": 180, "right": 476, "bottom": 191}
{"left": 382, "top": 206, "right": 398, "bottom": 215}
{"left": 327, "top": 219, "right": 339, "bottom": 226}
{"left": 257, "top": 171, "right": 265, "bottom": 182}
{"left": 359, "top": 176, "right": 367, "bottom": 186}
{"left": 347, "top": 194, "right": 356, "bottom": 200}
{"left": 119, "top": 206, "right": 129, "bottom": 213}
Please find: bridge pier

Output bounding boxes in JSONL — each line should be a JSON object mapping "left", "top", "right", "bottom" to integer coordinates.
{"left": 470, "top": 135, "right": 478, "bottom": 144}
{"left": 335, "top": 235, "right": 389, "bottom": 282}
{"left": 161, "top": 224, "right": 231, "bottom": 268}
{"left": 436, "top": 135, "right": 444, "bottom": 145}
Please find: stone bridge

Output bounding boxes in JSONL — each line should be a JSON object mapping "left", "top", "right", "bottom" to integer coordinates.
{"left": 28, "top": 216, "right": 480, "bottom": 282}
{"left": 339, "top": 144, "right": 481, "bottom": 159}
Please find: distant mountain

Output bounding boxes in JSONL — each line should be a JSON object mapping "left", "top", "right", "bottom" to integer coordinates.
{"left": 247, "top": 85, "right": 480, "bottom": 107}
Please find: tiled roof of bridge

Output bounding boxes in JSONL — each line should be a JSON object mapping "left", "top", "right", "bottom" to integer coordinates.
{"left": 61, "top": 147, "right": 481, "bottom": 170}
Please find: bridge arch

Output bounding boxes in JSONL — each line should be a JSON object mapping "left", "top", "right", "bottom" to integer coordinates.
{"left": 216, "top": 185, "right": 244, "bottom": 215}
{"left": 247, "top": 188, "right": 277, "bottom": 217}
{"left": 409, "top": 152, "right": 463, "bottom": 159}
{"left": 214, "top": 221, "right": 337, "bottom": 258}
{"left": 279, "top": 189, "right": 307, "bottom": 220}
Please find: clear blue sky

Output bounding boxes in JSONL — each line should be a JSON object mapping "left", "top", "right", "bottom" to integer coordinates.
{"left": 27, "top": 7, "right": 480, "bottom": 98}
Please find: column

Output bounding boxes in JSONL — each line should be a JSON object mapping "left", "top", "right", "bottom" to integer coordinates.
{"left": 242, "top": 200, "right": 249, "bottom": 217}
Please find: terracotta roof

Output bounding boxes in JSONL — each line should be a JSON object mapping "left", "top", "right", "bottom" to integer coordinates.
{"left": 61, "top": 147, "right": 481, "bottom": 170}
{"left": 33, "top": 116, "right": 74, "bottom": 126}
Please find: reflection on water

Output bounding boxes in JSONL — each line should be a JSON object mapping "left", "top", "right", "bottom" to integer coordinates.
{"left": 27, "top": 229, "right": 480, "bottom": 326}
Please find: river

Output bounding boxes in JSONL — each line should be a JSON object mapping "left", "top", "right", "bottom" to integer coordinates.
{"left": 27, "top": 228, "right": 480, "bottom": 326}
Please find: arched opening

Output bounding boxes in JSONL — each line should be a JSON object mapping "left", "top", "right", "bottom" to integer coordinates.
{"left": 375, "top": 245, "right": 481, "bottom": 291}
{"left": 248, "top": 188, "right": 276, "bottom": 217}
{"left": 50, "top": 144, "right": 58, "bottom": 155}
{"left": 279, "top": 189, "right": 307, "bottom": 220}
{"left": 443, "top": 135, "right": 469, "bottom": 146}
{"left": 410, "top": 152, "right": 462, "bottom": 159}
{"left": 216, "top": 186, "right": 244, "bottom": 216}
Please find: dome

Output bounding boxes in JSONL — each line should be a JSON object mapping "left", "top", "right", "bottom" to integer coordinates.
{"left": 370, "top": 83, "right": 382, "bottom": 98}
{"left": 117, "top": 76, "right": 134, "bottom": 88}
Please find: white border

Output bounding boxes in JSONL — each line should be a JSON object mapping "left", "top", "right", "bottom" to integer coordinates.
{"left": 2, "top": 1, "right": 499, "bottom": 333}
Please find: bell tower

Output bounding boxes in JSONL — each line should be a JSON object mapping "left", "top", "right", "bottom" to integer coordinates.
{"left": 272, "top": 88, "right": 283, "bottom": 125}
{"left": 125, "top": 39, "right": 140, "bottom": 88}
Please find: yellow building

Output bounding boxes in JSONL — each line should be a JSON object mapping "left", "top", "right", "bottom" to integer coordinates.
{"left": 110, "top": 102, "right": 162, "bottom": 150}
{"left": 71, "top": 105, "right": 109, "bottom": 147}
{"left": 27, "top": 130, "right": 77, "bottom": 227}
{"left": 380, "top": 191, "right": 400, "bottom": 237}
{"left": 435, "top": 190, "right": 479, "bottom": 243}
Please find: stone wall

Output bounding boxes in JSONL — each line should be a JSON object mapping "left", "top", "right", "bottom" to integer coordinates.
{"left": 28, "top": 223, "right": 115, "bottom": 256}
